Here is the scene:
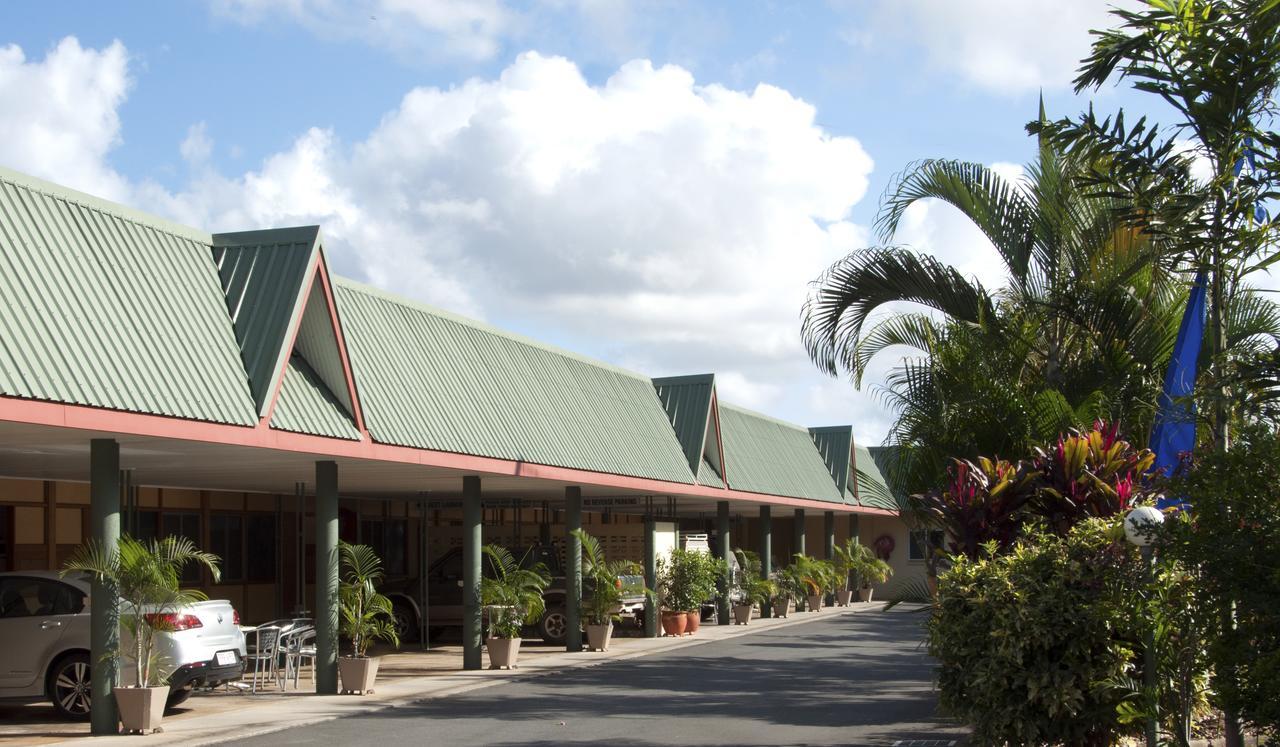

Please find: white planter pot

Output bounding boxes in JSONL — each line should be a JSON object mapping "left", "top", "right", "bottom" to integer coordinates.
{"left": 339, "top": 656, "right": 380, "bottom": 695}
{"left": 732, "top": 604, "right": 753, "bottom": 625}
{"left": 586, "top": 623, "right": 613, "bottom": 651}
{"left": 114, "top": 685, "right": 169, "bottom": 735}
{"left": 836, "top": 590, "right": 853, "bottom": 606}
{"left": 858, "top": 587, "right": 874, "bottom": 603}
{"left": 487, "top": 636, "right": 521, "bottom": 669}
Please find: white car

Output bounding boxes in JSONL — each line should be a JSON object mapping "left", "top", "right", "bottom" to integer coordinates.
{"left": 0, "top": 571, "right": 247, "bottom": 719}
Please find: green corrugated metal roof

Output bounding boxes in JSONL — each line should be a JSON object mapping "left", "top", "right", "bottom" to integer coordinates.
{"left": 0, "top": 166, "right": 258, "bottom": 425}
{"left": 718, "top": 404, "right": 844, "bottom": 503}
{"left": 211, "top": 228, "right": 318, "bottom": 415}
{"left": 854, "top": 444, "right": 898, "bottom": 510}
{"left": 332, "top": 278, "right": 696, "bottom": 483}
{"left": 270, "top": 355, "right": 361, "bottom": 440}
{"left": 652, "top": 374, "right": 714, "bottom": 476}
{"left": 698, "top": 456, "right": 725, "bottom": 488}
{"left": 809, "top": 426, "right": 853, "bottom": 495}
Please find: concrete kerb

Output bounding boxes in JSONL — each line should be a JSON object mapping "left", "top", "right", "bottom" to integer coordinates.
{"left": 53, "top": 604, "right": 877, "bottom": 747}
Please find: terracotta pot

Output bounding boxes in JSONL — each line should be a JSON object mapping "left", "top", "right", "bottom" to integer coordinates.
{"left": 585, "top": 623, "right": 613, "bottom": 652}
{"left": 771, "top": 596, "right": 791, "bottom": 618}
{"left": 807, "top": 594, "right": 823, "bottom": 612}
{"left": 660, "top": 611, "right": 687, "bottom": 636}
{"left": 338, "top": 656, "right": 380, "bottom": 695}
{"left": 115, "top": 685, "right": 169, "bottom": 734}
{"left": 684, "top": 611, "right": 701, "bottom": 634}
{"left": 487, "top": 636, "right": 522, "bottom": 669}
{"left": 858, "top": 587, "right": 874, "bottom": 603}
{"left": 732, "top": 603, "right": 753, "bottom": 625}
{"left": 836, "top": 590, "right": 854, "bottom": 606}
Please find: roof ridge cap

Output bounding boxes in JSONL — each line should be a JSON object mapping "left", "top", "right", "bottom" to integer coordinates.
{"left": 0, "top": 165, "right": 212, "bottom": 244}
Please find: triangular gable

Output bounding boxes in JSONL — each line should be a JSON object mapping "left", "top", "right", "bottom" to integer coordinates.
{"left": 653, "top": 374, "right": 727, "bottom": 487}
{"left": 704, "top": 388, "right": 727, "bottom": 486}
{"left": 213, "top": 226, "right": 364, "bottom": 435}
{"left": 653, "top": 374, "right": 713, "bottom": 475}
{"left": 855, "top": 444, "right": 899, "bottom": 511}
{"left": 809, "top": 425, "right": 854, "bottom": 496}
{"left": 263, "top": 246, "right": 365, "bottom": 435}
{"left": 212, "top": 227, "right": 318, "bottom": 416}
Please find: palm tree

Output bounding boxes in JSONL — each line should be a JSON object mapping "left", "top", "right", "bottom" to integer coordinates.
{"left": 802, "top": 108, "right": 1194, "bottom": 493}
{"left": 63, "top": 535, "right": 220, "bottom": 688}
{"left": 572, "top": 529, "right": 646, "bottom": 626}
{"left": 479, "top": 545, "right": 550, "bottom": 639}
{"left": 338, "top": 542, "right": 400, "bottom": 657}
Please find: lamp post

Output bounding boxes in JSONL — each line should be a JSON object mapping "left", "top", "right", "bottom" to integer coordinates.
{"left": 1125, "top": 506, "right": 1165, "bottom": 747}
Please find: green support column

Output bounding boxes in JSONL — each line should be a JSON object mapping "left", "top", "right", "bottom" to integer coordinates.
{"left": 89, "top": 439, "right": 120, "bottom": 735}
{"left": 793, "top": 508, "right": 806, "bottom": 559}
{"left": 716, "top": 501, "right": 731, "bottom": 625}
{"left": 462, "top": 476, "right": 482, "bottom": 670}
{"left": 849, "top": 514, "right": 860, "bottom": 544}
{"left": 565, "top": 486, "right": 583, "bottom": 652}
{"left": 315, "top": 461, "right": 339, "bottom": 694}
{"left": 643, "top": 513, "right": 657, "bottom": 637}
{"left": 824, "top": 511, "right": 836, "bottom": 559}
{"left": 760, "top": 506, "right": 772, "bottom": 618}
{"left": 539, "top": 501, "right": 551, "bottom": 546}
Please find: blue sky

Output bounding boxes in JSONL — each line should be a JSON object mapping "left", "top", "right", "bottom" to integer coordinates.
{"left": 0, "top": 1, "right": 1161, "bottom": 444}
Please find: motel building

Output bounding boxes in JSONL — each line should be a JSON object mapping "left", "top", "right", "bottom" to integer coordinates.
{"left": 0, "top": 165, "right": 924, "bottom": 729}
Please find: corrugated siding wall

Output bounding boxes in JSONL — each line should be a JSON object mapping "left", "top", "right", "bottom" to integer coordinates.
{"left": 0, "top": 168, "right": 257, "bottom": 425}
{"left": 719, "top": 404, "right": 844, "bottom": 503}
{"left": 270, "top": 356, "right": 361, "bottom": 440}
{"left": 333, "top": 279, "right": 696, "bottom": 483}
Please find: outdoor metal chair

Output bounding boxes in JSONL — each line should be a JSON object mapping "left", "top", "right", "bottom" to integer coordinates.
{"left": 283, "top": 626, "right": 317, "bottom": 688}
{"left": 243, "top": 625, "right": 282, "bottom": 694}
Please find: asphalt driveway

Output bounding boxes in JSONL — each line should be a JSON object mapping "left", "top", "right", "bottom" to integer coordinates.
{"left": 233, "top": 607, "right": 965, "bottom": 746}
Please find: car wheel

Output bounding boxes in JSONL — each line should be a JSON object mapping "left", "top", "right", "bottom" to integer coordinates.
{"left": 165, "top": 687, "right": 193, "bottom": 710}
{"left": 47, "top": 653, "right": 91, "bottom": 721}
{"left": 392, "top": 601, "right": 420, "bottom": 642}
{"left": 540, "top": 606, "right": 568, "bottom": 645}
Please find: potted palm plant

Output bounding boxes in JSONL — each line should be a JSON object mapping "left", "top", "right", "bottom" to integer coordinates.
{"left": 730, "top": 549, "right": 772, "bottom": 625}
{"left": 573, "top": 529, "right": 649, "bottom": 652}
{"left": 771, "top": 564, "right": 801, "bottom": 618}
{"left": 338, "top": 542, "right": 400, "bottom": 695}
{"left": 831, "top": 538, "right": 871, "bottom": 606}
{"left": 791, "top": 555, "right": 836, "bottom": 611}
{"left": 480, "top": 544, "right": 550, "bottom": 669}
{"left": 63, "top": 534, "right": 221, "bottom": 734}
{"left": 849, "top": 544, "right": 893, "bottom": 602}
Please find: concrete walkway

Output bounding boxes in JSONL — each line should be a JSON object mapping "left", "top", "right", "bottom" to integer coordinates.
{"left": 29, "top": 603, "right": 922, "bottom": 746}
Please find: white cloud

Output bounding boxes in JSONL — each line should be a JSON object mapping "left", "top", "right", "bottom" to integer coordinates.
{"left": 208, "top": 0, "right": 516, "bottom": 61}
{"left": 7, "top": 39, "right": 885, "bottom": 431}
{"left": 180, "top": 122, "right": 214, "bottom": 166}
{"left": 0, "top": 37, "right": 131, "bottom": 200}
{"left": 859, "top": 0, "right": 1117, "bottom": 93}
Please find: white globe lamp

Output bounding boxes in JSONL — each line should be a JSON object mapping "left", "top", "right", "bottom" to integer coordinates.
{"left": 1124, "top": 505, "right": 1165, "bottom": 547}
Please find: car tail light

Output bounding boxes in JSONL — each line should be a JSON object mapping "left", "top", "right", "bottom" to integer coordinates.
{"left": 233, "top": 609, "right": 241, "bottom": 625}
{"left": 144, "top": 613, "right": 203, "bottom": 631}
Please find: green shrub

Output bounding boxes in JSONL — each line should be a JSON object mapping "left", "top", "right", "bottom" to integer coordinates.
{"left": 929, "top": 519, "right": 1146, "bottom": 746}
{"left": 658, "top": 549, "right": 724, "bottom": 613}
{"left": 1167, "top": 426, "right": 1280, "bottom": 734}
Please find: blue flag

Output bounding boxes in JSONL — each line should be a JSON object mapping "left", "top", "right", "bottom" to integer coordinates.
{"left": 1149, "top": 271, "right": 1207, "bottom": 507}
